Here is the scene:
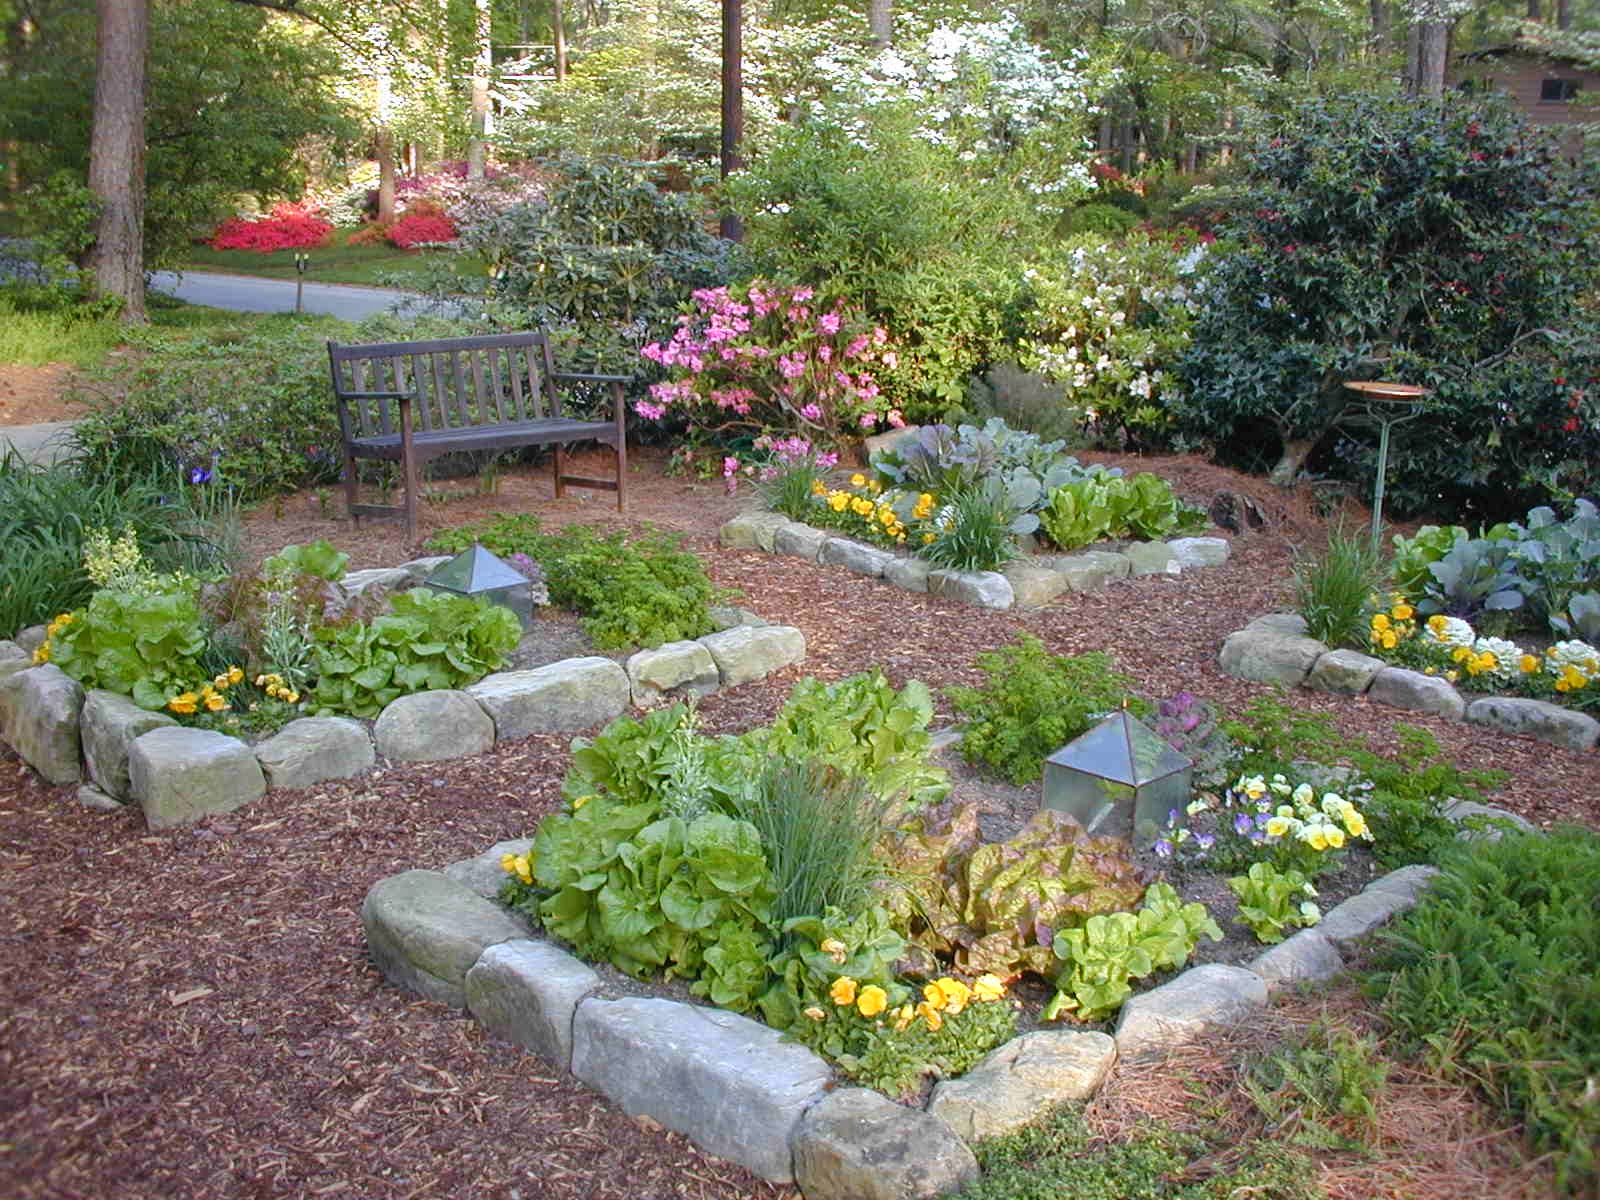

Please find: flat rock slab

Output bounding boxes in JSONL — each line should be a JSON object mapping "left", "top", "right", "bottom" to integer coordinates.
{"left": 818, "top": 537, "right": 895, "bottom": 578}
{"left": 81, "top": 689, "right": 176, "bottom": 800}
{"left": 928, "top": 569, "right": 1014, "bottom": 610}
{"left": 707, "top": 605, "right": 769, "bottom": 631}
{"left": 466, "top": 938, "right": 600, "bottom": 1072}
{"left": 0, "top": 640, "right": 31, "bottom": 681}
{"left": 1218, "top": 628, "right": 1328, "bottom": 686}
{"left": 1465, "top": 696, "right": 1599, "bottom": 752}
{"left": 928, "top": 1030, "right": 1115, "bottom": 1142}
{"left": 699, "top": 625, "right": 806, "bottom": 688}
{"left": 1245, "top": 612, "right": 1309, "bottom": 636}
{"left": 572, "top": 997, "right": 833, "bottom": 1184}
{"left": 1002, "top": 563, "right": 1071, "bottom": 610}
{"left": 719, "top": 510, "right": 791, "bottom": 553}
{"left": 884, "top": 556, "right": 932, "bottom": 593}
{"left": 773, "top": 522, "right": 829, "bottom": 561}
{"left": 1305, "top": 649, "right": 1386, "bottom": 696}
{"left": 128, "top": 726, "right": 265, "bottom": 829}
{"left": 1367, "top": 667, "right": 1465, "bottom": 720}
{"left": 1443, "top": 798, "right": 1538, "bottom": 839}
{"left": 1115, "top": 963, "right": 1268, "bottom": 1062}
{"left": 1123, "top": 541, "right": 1180, "bottom": 576}
{"left": 1247, "top": 929, "right": 1345, "bottom": 993}
{"left": 793, "top": 1087, "right": 978, "bottom": 1200}
{"left": 443, "top": 837, "right": 535, "bottom": 899}
{"left": 1363, "top": 864, "right": 1440, "bottom": 905}
{"left": 254, "top": 716, "right": 374, "bottom": 790}
{"left": 1168, "top": 537, "right": 1230, "bottom": 568}
{"left": 1313, "top": 888, "right": 1418, "bottom": 952}
{"left": 0, "top": 663, "right": 85, "bottom": 785}
{"left": 626, "top": 641, "right": 720, "bottom": 708}
{"left": 374, "top": 689, "right": 496, "bottom": 763}
{"left": 467, "top": 657, "right": 630, "bottom": 740}
{"left": 361, "top": 869, "right": 529, "bottom": 1010}
{"left": 1049, "top": 550, "right": 1132, "bottom": 592}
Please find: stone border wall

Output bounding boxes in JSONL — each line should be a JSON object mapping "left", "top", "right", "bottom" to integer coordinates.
{"left": 719, "top": 510, "right": 1231, "bottom": 611}
{"left": 1219, "top": 613, "right": 1600, "bottom": 753}
{"left": 360, "top": 843, "right": 1490, "bottom": 1199}
{"left": 0, "top": 556, "right": 807, "bottom": 829}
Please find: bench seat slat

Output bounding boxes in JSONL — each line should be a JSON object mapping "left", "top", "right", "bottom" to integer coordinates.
{"left": 347, "top": 418, "right": 616, "bottom": 460}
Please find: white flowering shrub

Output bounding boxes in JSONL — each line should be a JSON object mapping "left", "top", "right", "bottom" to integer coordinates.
{"left": 1017, "top": 234, "right": 1204, "bottom": 448}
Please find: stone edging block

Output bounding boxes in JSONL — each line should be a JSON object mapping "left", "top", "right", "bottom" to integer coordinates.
{"left": 721, "top": 515, "right": 1231, "bottom": 611}
{"left": 1220, "top": 614, "right": 1600, "bottom": 753}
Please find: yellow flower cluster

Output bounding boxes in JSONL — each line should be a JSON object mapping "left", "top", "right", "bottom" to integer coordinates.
{"left": 1450, "top": 645, "right": 1499, "bottom": 677}
{"left": 1367, "top": 597, "right": 1415, "bottom": 652}
{"left": 819, "top": 486, "right": 908, "bottom": 543}
{"left": 254, "top": 672, "right": 302, "bottom": 705}
{"left": 818, "top": 972, "right": 1008, "bottom": 1034}
{"left": 499, "top": 851, "right": 534, "bottom": 884}
{"left": 168, "top": 666, "right": 246, "bottom": 715}
{"left": 33, "top": 611, "right": 75, "bottom": 663}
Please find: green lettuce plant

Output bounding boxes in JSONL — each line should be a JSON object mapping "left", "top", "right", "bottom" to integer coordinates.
{"left": 748, "top": 670, "right": 949, "bottom": 810}
{"left": 1038, "top": 471, "right": 1206, "bottom": 550}
{"left": 1044, "top": 883, "right": 1222, "bottom": 1021}
{"left": 44, "top": 580, "right": 210, "bottom": 710}
{"left": 878, "top": 800, "right": 1148, "bottom": 980}
{"left": 308, "top": 588, "right": 520, "bottom": 717}
{"left": 1228, "top": 861, "right": 1321, "bottom": 945}
{"left": 526, "top": 798, "right": 776, "bottom": 1009}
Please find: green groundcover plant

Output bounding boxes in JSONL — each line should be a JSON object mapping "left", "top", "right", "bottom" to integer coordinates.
{"left": 1368, "top": 828, "right": 1600, "bottom": 1191}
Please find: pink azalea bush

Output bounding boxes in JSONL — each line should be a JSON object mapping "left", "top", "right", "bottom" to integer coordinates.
{"left": 637, "top": 281, "right": 904, "bottom": 443}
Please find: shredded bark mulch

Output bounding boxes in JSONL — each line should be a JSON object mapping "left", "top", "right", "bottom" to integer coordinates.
{"left": 3, "top": 447, "right": 1595, "bottom": 1199}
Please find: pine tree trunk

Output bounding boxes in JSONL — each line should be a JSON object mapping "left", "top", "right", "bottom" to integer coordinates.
{"left": 720, "top": 0, "right": 743, "bottom": 241}
{"left": 376, "top": 127, "right": 397, "bottom": 224}
{"left": 552, "top": 0, "right": 568, "bottom": 80}
{"left": 85, "top": 0, "right": 148, "bottom": 322}
{"left": 868, "top": 0, "right": 892, "bottom": 48}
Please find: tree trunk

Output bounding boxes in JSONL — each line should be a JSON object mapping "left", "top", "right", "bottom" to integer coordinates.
{"left": 868, "top": 0, "right": 891, "bottom": 48}
{"left": 1557, "top": 0, "right": 1571, "bottom": 27}
{"left": 1404, "top": 20, "right": 1421, "bottom": 92}
{"left": 719, "top": 0, "right": 743, "bottom": 241}
{"left": 85, "top": 0, "right": 148, "bottom": 323}
{"left": 552, "top": 0, "right": 568, "bottom": 80}
{"left": 1269, "top": 438, "right": 1318, "bottom": 487}
{"left": 1415, "top": 20, "right": 1450, "bottom": 96}
{"left": 467, "top": 0, "right": 492, "bottom": 180}
{"left": 376, "top": 127, "right": 397, "bottom": 223}
{"left": 1526, "top": 0, "right": 1542, "bottom": 20}
{"left": 1370, "top": 0, "right": 1388, "bottom": 58}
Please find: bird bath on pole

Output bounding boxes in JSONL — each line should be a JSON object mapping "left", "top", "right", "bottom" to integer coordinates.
{"left": 1341, "top": 381, "right": 1431, "bottom": 551}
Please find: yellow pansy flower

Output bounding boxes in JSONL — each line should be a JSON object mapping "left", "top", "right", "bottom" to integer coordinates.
{"left": 227, "top": 666, "right": 245, "bottom": 685}
{"left": 856, "top": 985, "right": 888, "bottom": 1018}
{"left": 811, "top": 480, "right": 827, "bottom": 496}
{"left": 850, "top": 473, "right": 866, "bottom": 488}
{"left": 972, "top": 974, "right": 1006, "bottom": 1002}
{"left": 1326, "top": 827, "right": 1346, "bottom": 849}
{"left": 917, "top": 1001, "right": 943, "bottom": 1033}
{"left": 804, "top": 1006, "right": 827, "bottom": 1022}
{"left": 1265, "top": 816, "right": 1291, "bottom": 838}
{"left": 204, "top": 694, "right": 228, "bottom": 712}
{"left": 1391, "top": 603, "right": 1414, "bottom": 620}
{"left": 819, "top": 937, "right": 848, "bottom": 964}
{"left": 921, "top": 982, "right": 947, "bottom": 1012}
{"left": 1307, "top": 829, "right": 1329, "bottom": 852}
{"left": 829, "top": 492, "right": 849, "bottom": 512}
{"left": 934, "top": 978, "right": 971, "bottom": 1016}
{"left": 1370, "top": 613, "right": 1391, "bottom": 632}
{"left": 1344, "top": 811, "right": 1367, "bottom": 838}
{"left": 892, "top": 1004, "right": 916, "bottom": 1032}
{"left": 830, "top": 977, "right": 858, "bottom": 1007}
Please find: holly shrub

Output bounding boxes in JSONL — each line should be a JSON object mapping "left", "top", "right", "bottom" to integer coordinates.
{"left": 1173, "top": 90, "right": 1599, "bottom": 519}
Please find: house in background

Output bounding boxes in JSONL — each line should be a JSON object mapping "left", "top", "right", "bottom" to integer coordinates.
{"left": 1451, "top": 33, "right": 1599, "bottom": 153}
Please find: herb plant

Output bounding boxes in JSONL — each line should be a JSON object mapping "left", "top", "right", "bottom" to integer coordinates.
{"left": 947, "top": 636, "right": 1146, "bottom": 786}
{"left": 1294, "top": 522, "right": 1385, "bottom": 648}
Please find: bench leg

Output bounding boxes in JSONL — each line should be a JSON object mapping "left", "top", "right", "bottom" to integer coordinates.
{"left": 554, "top": 442, "right": 567, "bottom": 500}
{"left": 615, "top": 436, "right": 627, "bottom": 512}
{"left": 343, "top": 448, "right": 360, "bottom": 527}
{"left": 400, "top": 398, "right": 419, "bottom": 543}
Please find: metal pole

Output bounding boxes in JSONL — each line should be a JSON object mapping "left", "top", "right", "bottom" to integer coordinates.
{"left": 1371, "top": 416, "right": 1392, "bottom": 553}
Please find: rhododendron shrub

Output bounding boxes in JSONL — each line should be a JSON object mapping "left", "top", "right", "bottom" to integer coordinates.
{"left": 637, "top": 281, "right": 903, "bottom": 443}
{"left": 210, "top": 203, "right": 332, "bottom": 253}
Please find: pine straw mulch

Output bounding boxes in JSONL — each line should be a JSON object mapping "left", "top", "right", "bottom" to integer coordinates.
{"left": 3, "top": 447, "right": 1596, "bottom": 1200}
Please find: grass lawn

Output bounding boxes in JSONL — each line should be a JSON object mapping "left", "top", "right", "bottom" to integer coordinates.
{"left": 0, "top": 290, "right": 268, "bottom": 369}
{"left": 179, "top": 227, "right": 487, "bottom": 288}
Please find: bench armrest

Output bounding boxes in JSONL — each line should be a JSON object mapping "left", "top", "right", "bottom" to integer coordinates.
{"left": 336, "top": 389, "right": 417, "bottom": 400}
{"left": 550, "top": 371, "right": 632, "bottom": 385}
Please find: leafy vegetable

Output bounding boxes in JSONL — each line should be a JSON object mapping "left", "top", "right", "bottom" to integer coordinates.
{"left": 1228, "top": 861, "right": 1321, "bottom": 945}
{"left": 1038, "top": 471, "right": 1206, "bottom": 550}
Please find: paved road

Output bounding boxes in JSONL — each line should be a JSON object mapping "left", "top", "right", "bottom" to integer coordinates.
{"left": 148, "top": 269, "right": 464, "bottom": 321}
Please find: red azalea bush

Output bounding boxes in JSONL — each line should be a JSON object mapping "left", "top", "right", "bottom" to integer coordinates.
{"left": 387, "top": 202, "right": 458, "bottom": 250}
{"left": 210, "top": 203, "right": 332, "bottom": 253}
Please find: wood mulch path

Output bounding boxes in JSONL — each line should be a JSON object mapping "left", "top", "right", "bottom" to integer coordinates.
{"left": 3, "top": 447, "right": 1595, "bottom": 1199}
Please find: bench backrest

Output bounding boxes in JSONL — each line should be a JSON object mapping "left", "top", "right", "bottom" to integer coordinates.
{"left": 327, "top": 331, "right": 562, "bottom": 441}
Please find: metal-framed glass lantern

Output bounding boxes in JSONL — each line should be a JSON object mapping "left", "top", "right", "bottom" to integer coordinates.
{"left": 424, "top": 543, "right": 535, "bottom": 629}
{"left": 1043, "top": 710, "right": 1193, "bottom": 847}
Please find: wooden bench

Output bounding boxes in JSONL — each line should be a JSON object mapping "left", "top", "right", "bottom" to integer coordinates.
{"left": 327, "top": 330, "right": 628, "bottom": 539}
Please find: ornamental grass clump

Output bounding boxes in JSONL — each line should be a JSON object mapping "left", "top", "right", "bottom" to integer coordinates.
{"left": 1294, "top": 523, "right": 1385, "bottom": 648}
